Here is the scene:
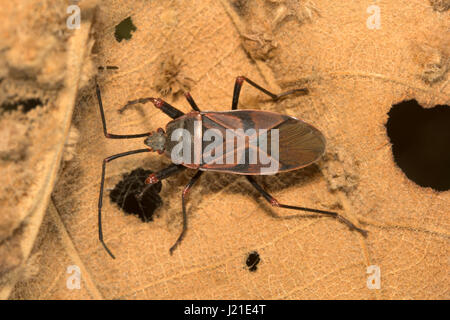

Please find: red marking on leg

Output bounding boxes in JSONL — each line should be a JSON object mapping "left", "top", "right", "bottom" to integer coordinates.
{"left": 157, "top": 127, "right": 165, "bottom": 134}
{"left": 150, "top": 98, "right": 164, "bottom": 109}
{"left": 184, "top": 92, "right": 192, "bottom": 99}
{"left": 156, "top": 150, "right": 164, "bottom": 155}
{"left": 182, "top": 187, "right": 190, "bottom": 197}
{"left": 145, "top": 173, "right": 159, "bottom": 185}
{"left": 236, "top": 76, "right": 245, "bottom": 84}
{"left": 270, "top": 198, "right": 280, "bottom": 207}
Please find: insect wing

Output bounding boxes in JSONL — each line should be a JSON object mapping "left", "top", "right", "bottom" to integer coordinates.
{"left": 275, "top": 118, "right": 326, "bottom": 171}
{"left": 199, "top": 110, "right": 325, "bottom": 174}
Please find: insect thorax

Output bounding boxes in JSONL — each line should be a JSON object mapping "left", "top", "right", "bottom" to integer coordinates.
{"left": 164, "top": 116, "right": 197, "bottom": 156}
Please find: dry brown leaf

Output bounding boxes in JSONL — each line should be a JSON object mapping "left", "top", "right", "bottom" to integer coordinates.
{"left": 0, "top": 0, "right": 98, "bottom": 299}
{"left": 8, "top": 0, "right": 450, "bottom": 299}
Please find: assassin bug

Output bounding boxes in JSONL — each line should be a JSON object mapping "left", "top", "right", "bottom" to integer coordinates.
{"left": 96, "top": 76, "right": 368, "bottom": 259}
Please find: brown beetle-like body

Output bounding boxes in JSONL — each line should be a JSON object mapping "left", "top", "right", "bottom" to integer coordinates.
{"left": 96, "top": 75, "right": 367, "bottom": 259}
{"left": 163, "top": 110, "right": 326, "bottom": 175}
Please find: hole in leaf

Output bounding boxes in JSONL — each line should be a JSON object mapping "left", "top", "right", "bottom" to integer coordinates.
{"left": 386, "top": 99, "right": 450, "bottom": 191}
{"left": 1, "top": 98, "right": 43, "bottom": 113}
{"left": 109, "top": 168, "right": 163, "bottom": 222}
{"left": 114, "top": 16, "right": 137, "bottom": 42}
{"left": 246, "top": 251, "right": 261, "bottom": 272}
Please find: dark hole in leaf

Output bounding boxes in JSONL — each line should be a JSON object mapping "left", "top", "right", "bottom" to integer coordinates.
{"left": 386, "top": 99, "right": 450, "bottom": 191}
{"left": 246, "top": 251, "right": 261, "bottom": 272}
{"left": 109, "top": 168, "right": 163, "bottom": 222}
{"left": 114, "top": 16, "right": 137, "bottom": 42}
{"left": 1, "top": 98, "right": 43, "bottom": 113}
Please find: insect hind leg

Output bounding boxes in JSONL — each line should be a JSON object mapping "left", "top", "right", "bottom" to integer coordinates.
{"left": 245, "top": 176, "right": 368, "bottom": 237}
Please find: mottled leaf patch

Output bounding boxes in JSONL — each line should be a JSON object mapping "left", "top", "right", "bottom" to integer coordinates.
{"left": 109, "top": 168, "right": 163, "bottom": 222}
{"left": 152, "top": 54, "right": 193, "bottom": 98}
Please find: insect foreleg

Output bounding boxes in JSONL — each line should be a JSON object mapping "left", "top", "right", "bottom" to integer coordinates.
{"left": 122, "top": 97, "right": 184, "bottom": 119}
{"left": 184, "top": 92, "right": 201, "bottom": 112}
{"left": 96, "top": 82, "right": 151, "bottom": 139}
{"left": 136, "top": 164, "right": 186, "bottom": 201}
{"left": 99, "top": 149, "right": 151, "bottom": 259}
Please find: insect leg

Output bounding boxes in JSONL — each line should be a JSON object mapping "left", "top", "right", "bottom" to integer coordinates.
{"left": 231, "top": 76, "right": 309, "bottom": 110}
{"left": 170, "top": 170, "right": 204, "bottom": 255}
{"left": 184, "top": 92, "right": 201, "bottom": 111}
{"left": 136, "top": 164, "right": 186, "bottom": 200}
{"left": 121, "top": 97, "right": 184, "bottom": 119}
{"left": 245, "top": 176, "right": 368, "bottom": 237}
{"left": 96, "top": 82, "right": 151, "bottom": 139}
{"left": 99, "top": 149, "right": 151, "bottom": 259}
